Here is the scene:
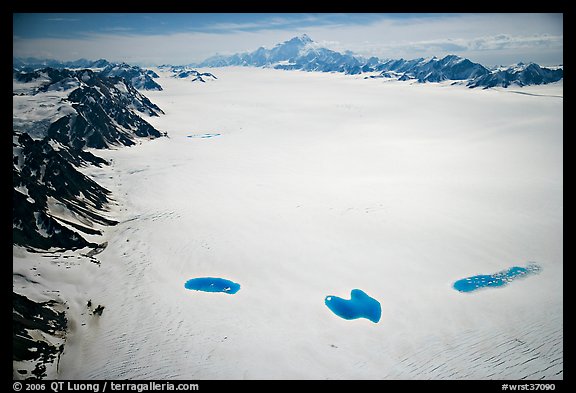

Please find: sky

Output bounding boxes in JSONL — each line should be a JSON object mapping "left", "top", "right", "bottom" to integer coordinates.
{"left": 13, "top": 13, "right": 563, "bottom": 67}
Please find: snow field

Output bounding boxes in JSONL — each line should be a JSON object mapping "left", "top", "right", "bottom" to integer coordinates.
{"left": 55, "top": 67, "right": 562, "bottom": 379}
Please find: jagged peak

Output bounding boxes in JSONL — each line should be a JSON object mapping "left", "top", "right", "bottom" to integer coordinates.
{"left": 193, "top": 36, "right": 561, "bottom": 88}
{"left": 298, "top": 33, "right": 313, "bottom": 43}
{"left": 280, "top": 34, "right": 314, "bottom": 47}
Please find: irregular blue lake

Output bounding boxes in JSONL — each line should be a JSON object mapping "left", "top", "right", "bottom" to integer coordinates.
{"left": 325, "top": 289, "right": 381, "bottom": 323}
{"left": 187, "top": 133, "right": 221, "bottom": 139}
{"left": 453, "top": 264, "right": 541, "bottom": 293}
{"left": 184, "top": 277, "right": 240, "bottom": 294}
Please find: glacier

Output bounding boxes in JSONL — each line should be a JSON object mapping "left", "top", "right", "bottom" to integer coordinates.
{"left": 13, "top": 63, "right": 563, "bottom": 380}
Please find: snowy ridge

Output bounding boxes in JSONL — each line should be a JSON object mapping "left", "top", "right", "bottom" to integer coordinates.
{"left": 198, "top": 34, "right": 364, "bottom": 75}
{"left": 13, "top": 57, "right": 112, "bottom": 71}
{"left": 100, "top": 63, "right": 163, "bottom": 91}
{"left": 13, "top": 130, "right": 115, "bottom": 378}
{"left": 13, "top": 131, "right": 115, "bottom": 251}
{"left": 368, "top": 55, "right": 490, "bottom": 83}
{"left": 13, "top": 67, "right": 168, "bottom": 379}
{"left": 196, "top": 34, "right": 563, "bottom": 88}
{"left": 14, "top": 58, "right": 163, "bottom": 91}
{"left": 14, "top": 68, "right": 165, "bottom": 148}
{"left": 467, "top": 62, "right": 564, "bottom": 88}
{"left": 159, "top": 65, "right": 218, "bottom": 83}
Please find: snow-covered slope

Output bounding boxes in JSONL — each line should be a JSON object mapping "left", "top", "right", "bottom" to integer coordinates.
{"left": 37, "top": 68, "right": 562, "bottom": 380}
{"left": 13, "top": 66, "right": 168, "bottom": 379}
{"left": 13, "top": 58, "right": 163, "bottom": 90}
{"left": 13, "top": 68, "right": 165, "bottom": 148}
{"left": 13, "top": 131, "right": 115, "bottom": 251}
{"left": 100, "top": 63, "right": 163, "bottom": 91}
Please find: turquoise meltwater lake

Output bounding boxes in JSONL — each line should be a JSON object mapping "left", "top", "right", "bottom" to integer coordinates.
{"left": 453, "top": 264, "right": 541, "bottom": 293}
{"left": 184, "top": 277, "right": 240, "bottom": 294}
{"left": 325, "top": 289, "right": 381, "bottom": 323}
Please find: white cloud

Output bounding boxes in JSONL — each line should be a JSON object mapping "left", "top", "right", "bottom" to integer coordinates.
{"left": 301, "top": 13, "right": 563, "bottom": 66}
{"left": 44, "top": 17, "right": 80, "bottom": 22}
{"left": 13, "top": 13, "right": 563, "bottom": 67}
{"left": 13, "top": 30, "right": 296, "bottom": 65}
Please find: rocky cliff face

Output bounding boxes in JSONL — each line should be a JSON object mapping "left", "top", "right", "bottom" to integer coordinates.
{"left": 13, "top": 131, "right": 115, "bottom": 251}
{"left": 13, "top": 66, "right": 166, "bottom": 379}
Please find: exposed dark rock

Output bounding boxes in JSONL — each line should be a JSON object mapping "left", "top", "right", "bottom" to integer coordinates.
{"left": 13, "top": 292, "right": 67, "bottom": 379}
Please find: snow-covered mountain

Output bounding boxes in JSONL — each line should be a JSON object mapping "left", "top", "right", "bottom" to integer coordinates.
{"left": 13, "top": 57, "right": 112, "bottom": 71}
{"left": 12, "top": 129, "right": 113, "bottom": 377}
{"left": 12, "top": 66, "right": 167, "bottom": 250}
{"left": 14, "top": 68, "right": 165, "bottom": 149}
{"left": 13, "top": 131, "right": 115, "bottom": 251}
{"left": 13, "top": 58, "right": 163, "bottom": 91}
{"left": 198, "top": 34, "right": 364, "bottom": 75}
{"left": 13, "top": 67, "right": 167, "bottom": 378}
{"left": 467, "top": 62, "right": 564, "bottom": 88}
{"left": 159, "top": 65, "right": 218, "bottom": 83}
{"left": 196, "top": 34, "right": 563, "bottom": 88}
{"left": 368, "top": 55, "right": 490, "bottom": 83}
{"left": 100, "top": 63, "right": 163, "bottom": 90}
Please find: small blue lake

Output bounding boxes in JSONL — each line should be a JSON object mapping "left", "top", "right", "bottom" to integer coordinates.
{"left": 325, "top": 289, "right": 381, "bottom": 323}
{"left": 184, "top": 277, "right": 240, "bottom": 294}
{"left": 453, "top": 264, "right": 541, "bottom": 293}
{"left": 187, "top": 133, "right": 221, "bottom": 139}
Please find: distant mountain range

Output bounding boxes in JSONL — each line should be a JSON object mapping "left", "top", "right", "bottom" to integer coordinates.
{"left": 14, "top": 35, "right": 563, "bottom": 89}
{"left": 466, "top": 62, "right": 564, "bottom": 88}
{"left": 13, "top": 58, "right": 221, "bottom": 89}
{"left": 158, "top": 65, "right": 218, "bottom": 83}
{"left": 196, "top": 34, "right": 563, "bottom": 88}
{"left": 13, "top": 57, "right": 111, "bottom": 70}
{"left": 13, "top": 58, "right": 163, "bottom": 91}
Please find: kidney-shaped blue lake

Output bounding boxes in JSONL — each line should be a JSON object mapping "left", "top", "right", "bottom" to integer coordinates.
{"left": 325, "top": 289, "right": 381, "bottom": 323}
